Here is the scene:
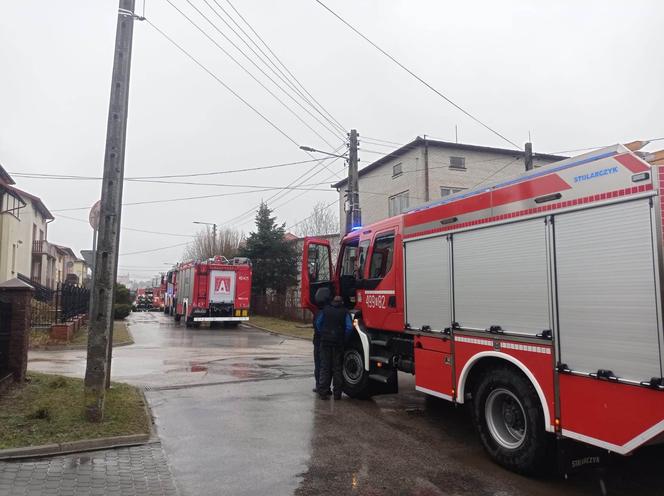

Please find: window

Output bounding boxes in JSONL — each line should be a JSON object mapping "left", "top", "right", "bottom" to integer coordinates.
{"left": 307, "top": 243, "right": 330, "bottom": 282}
{"left": 368, "top": 233, "right": 395, "bottom": 280}
{"left": 357, "top": 240, "right": 370, "bottom": 278}
{"left": 450, "top": 156, "right": 466, "bottom": 170}
{"left": 388, "top": 191, "right": 409, "bottom": 216}
{"left": 339, "top": 243, "right": 358, "bottom": 277}
{"left": 440, "top": 186, "right": 466, "bottom": 197}
{"left": 392, "top": 162, "right": 403, "bottom": 177}
{"left": 2, "top": 193, "right": 22, "bottom": 219}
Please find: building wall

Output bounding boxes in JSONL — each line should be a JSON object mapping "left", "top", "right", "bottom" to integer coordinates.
{"left": 0, "top": 197, "right": 51, "bottom": 285}
{"left": 338, "top": 144, "right": 561, "bottom": 227}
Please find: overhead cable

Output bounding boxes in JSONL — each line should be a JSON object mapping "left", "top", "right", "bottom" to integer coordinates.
{"left": 312, "top": 0, "right": 520, "bottom": 149}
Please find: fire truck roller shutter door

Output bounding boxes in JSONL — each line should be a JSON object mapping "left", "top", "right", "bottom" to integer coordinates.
{"left": 453, "top": 219, "right": 550, "bottom": 336}
{"left": 405, "top": 235, "right": 452, "bottom": 332}
{"left": 554, "top": 198, "right": 662, "bottom": 382}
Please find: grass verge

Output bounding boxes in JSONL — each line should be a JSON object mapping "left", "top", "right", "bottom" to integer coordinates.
{"left": 249, "top": 315, "right": 313, "bottom": 340}
{"left": 0, "top": 372, "right": 149, "bottom": 450}
{"left": 29, "top": 321, "right": 133, "bottom": 349}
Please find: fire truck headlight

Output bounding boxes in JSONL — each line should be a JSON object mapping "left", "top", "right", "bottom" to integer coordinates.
{"left": 242, "top": 309, "right": 248, "bottom": 316}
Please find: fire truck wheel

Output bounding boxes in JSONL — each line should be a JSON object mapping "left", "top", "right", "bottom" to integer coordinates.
{"left": 174, "top": 313, "right": 181, "bottom": 322}
{"left": 472, "top": 367, "right": 550, "bottom": 475}
{"left": 342, "top": 343, "right": 371, "bottom": 399}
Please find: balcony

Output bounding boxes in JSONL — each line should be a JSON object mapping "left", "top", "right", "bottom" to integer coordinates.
{"left": 32, "top": 240, "right": 57, "bottom": 259}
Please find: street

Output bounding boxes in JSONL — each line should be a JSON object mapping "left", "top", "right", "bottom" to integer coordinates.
{"left": 18, "top": 313, "right": 664, "bottom": 495}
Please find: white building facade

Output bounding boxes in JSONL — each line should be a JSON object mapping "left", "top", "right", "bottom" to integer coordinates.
{"left": 333, "top": 138, "right": 566, "bottom": 227}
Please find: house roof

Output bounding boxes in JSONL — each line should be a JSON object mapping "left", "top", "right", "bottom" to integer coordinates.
{"left": 0, "top": 163, "right": 15, "bottom": 185}
{"left": 3, "top": 184, "right": 54, "bottom": 220}
{"left": 332, "top": 137, "right": 568, "bottom": 188}
{"left": 53, "top": 244, "right": 77, "bottom": 258}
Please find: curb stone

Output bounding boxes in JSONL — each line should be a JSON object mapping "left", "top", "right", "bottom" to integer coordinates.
{"left": 0, "top": 386, "right": 154, "bottom": 461}
{"left": 0, "top": 434, "right": 150, "bottom": 460}
{"left": 29, "top": 339, "right": 134, "bottom": 351}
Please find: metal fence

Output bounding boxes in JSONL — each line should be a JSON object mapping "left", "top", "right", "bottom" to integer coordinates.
{"left": 30, "top": 283, "right": 90, "bottom": 328}
{"left": 251, "top": 291, "right": 311, "bottom": 323}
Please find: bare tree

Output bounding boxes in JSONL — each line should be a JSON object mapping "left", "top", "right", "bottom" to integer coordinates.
{"left": 294, "top": 201, "right": 339, "bottom": 237}
{"left": 183, "top": 227, "right": 244, "bottom": 261}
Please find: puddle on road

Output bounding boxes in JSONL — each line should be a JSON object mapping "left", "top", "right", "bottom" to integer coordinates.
{"left": 253, "top": 357, "right": 280, "bottom": 361}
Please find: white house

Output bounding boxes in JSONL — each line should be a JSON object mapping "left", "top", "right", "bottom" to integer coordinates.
{"left": 333, "top": 137, "right": 566, "bottom": 227}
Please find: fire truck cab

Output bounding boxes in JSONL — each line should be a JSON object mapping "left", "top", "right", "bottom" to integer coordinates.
{"left": 301, "top": 144, "right": 664, "bottom": 474}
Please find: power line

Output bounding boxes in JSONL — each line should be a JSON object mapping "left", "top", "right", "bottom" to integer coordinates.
{"left": 167, "top": 0, "right": 343, "bottom": 146}
{"left": 120, "top": 241, "right": 192, "bottom": 257}
{"left": 286, "top": 198, "right": 339, "bottom": 232}
{"left": 312, "top": 0, "right": 520, "bottom": 149}
{"left": 146, "top": 18, "right": 301, "bottom": 148}
{"left": 10, "top": 157, "right": 333, "bottom": 181}
{"left": 362, "top": 136, "right": 404, "bottom": 147}
{"left": 56, "top": 213, "right": 196, "bottom": 238}
{"left": 221, "top": 144, "right": 346, "bottom": 228}
{"left": 204, "top": 0, "right": 346, "bottom": 136}
{"left": 219, "top": 0, "right": 346, "bottom": 134}
{"left": 51, "top": 184, "right": 335, "bottom": 212}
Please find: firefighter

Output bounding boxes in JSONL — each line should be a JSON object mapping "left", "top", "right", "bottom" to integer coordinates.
{"left": 315, "top": 295, "right": 352, "bottom": 400}
{"left": 312, "top": 287, "right": 330, "bottom": 393}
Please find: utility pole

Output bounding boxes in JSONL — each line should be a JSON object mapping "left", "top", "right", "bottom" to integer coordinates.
{"left": 212, "top": 223, "right": 217, "bottom": 256}
{"left": 345, "top": 129, "right": 361, "bottom": 234}
{"left": 524, "top": 142, "right": 533, "bottom": 171}
{"left": 84, "top": 0, "right": 137, "bottom": 422}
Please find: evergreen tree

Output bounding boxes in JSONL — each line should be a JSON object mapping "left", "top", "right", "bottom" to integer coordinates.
{"left": 239, "top": 202, "right": 298, "bottom": 296}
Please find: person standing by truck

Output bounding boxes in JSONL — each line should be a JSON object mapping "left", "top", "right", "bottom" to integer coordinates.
{"left": 316, "top": 295, "right": 352, "bottom": 400}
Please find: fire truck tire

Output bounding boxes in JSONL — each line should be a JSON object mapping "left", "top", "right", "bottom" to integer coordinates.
{"left": 342, "top": 343, "right": 371, "bottom": 399}
{"left": 472, "top": 367, "right": 550, "bottom": 475}
{"left": 174, "top": 313, "right": 181, "bottom": 322}
{"left": 223, "top": 322, "right": 240, "bottom": 328}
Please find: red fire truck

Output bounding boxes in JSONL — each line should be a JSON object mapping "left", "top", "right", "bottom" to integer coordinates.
{"left": 174, "top": 256, "right": 252, "bottom": 328}
{"left": 301, "top": 143, "right": 664, "bottom": 474}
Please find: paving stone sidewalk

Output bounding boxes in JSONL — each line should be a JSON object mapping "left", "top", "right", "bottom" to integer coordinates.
{"left": 0, "top": 442, "right": 178, "bottom": 496}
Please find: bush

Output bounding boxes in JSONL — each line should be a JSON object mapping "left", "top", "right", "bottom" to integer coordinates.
{"left": 114, "top": 303, "right": 132, "bottom": 320}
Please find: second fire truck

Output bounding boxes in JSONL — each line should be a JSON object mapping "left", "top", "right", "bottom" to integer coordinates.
{"left": 173, "top": 256, "right": 252, "bottom": 328}
{"left": 301, "top": 143, "right": 664, "bottom": 474}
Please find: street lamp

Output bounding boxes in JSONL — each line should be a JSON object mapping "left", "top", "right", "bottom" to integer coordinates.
{"left": 300, "top": 145, "right": 348, "bottom": 159}
{"left": 193, "top": 221, "right": 217, "bottom": 256}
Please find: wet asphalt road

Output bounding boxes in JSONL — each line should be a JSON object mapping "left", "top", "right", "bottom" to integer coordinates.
{"left": 29, "top": 313, "right": 664, "bottom": 496}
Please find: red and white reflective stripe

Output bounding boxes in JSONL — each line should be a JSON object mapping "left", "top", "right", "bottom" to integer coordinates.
{"left": 455, "top": 335, "right": 551, "bottom": 355}
{"left": 500, "top": 342, "right": 551, "bottom": 355}
{"left": 415, "top": 385, "right": 453, "bottom": 402}
{"left": 562, "top": 419, "right": 664, "bottom": 455}
{"left": 455, "top": 336, "right": 493, "bottom": 347}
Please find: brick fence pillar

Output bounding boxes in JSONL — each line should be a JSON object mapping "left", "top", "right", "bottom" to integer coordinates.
{"left": 0, "top": 278, "right": 35, "bottom": 383}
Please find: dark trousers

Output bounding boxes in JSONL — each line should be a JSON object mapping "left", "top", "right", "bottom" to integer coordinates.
{"left": 319, "top": 343, "right": 343, "bottom": 394}
{"left": 313, "top": 335, "right": 321, "bottom": 389}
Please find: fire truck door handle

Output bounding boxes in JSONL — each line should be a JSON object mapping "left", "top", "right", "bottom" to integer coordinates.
{"left": 388, "top": 295, "right": 396, "bottom": 307}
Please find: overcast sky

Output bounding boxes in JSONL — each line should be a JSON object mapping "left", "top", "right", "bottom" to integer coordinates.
{"left": 1, "top": 0, "right": 662, "bottom": 281}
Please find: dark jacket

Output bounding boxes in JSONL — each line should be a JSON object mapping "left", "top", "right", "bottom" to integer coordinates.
{"left": 315, "top": 301, "right": 353, "bottom": 345}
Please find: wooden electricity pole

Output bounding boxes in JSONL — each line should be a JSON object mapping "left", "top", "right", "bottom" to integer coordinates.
{"left": 345, "top": 129, "right": 361, "bottom": 233}
{"left": 84, "top": 0, "right": 137, "bottom": 422}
